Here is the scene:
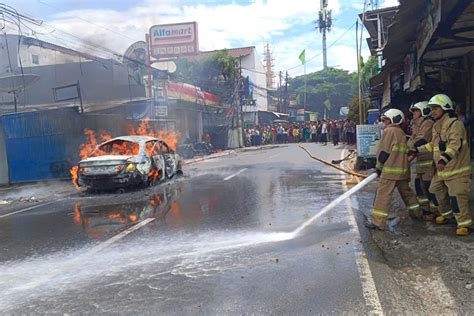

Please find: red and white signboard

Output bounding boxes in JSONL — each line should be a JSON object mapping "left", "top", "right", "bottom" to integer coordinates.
{"left": 149, "top": 22, "right": 199, "bottom": 59}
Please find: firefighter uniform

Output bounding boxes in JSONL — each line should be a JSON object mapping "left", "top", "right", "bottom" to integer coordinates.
{"left": 371, "top": 119, "right": 421, "bottom": 229}
{"left": 407, "top": 116, "right": 436, "bottom": 216}
{"left": 419, "top": 113, "right": 472, "bottom": 230}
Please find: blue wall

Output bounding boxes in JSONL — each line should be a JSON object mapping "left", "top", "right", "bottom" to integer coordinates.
{"left": 0, "top": 108, "right": 82, "bottom": 183}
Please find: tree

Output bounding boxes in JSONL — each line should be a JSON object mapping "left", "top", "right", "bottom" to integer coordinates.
{"left": 172, "top": 51, "right": 240, "bottom": 104}
{"left": 288, "top": 68, "right": 358, "bottom": 119}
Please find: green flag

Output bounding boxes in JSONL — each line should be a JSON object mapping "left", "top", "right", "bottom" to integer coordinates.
{"left": 299, "top": 49, "right": 306, "bottom": 65}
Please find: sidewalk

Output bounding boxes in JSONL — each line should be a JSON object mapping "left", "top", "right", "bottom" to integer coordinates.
{"left": 358, "top": 161, "right": 474, "bottom": 311}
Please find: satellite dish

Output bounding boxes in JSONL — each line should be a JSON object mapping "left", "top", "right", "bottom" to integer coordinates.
{"left": 154, "top": 61, "right": 177, "bottom": 73}
{"left": 0, "top": 73, "right": 40, "bottom": 92}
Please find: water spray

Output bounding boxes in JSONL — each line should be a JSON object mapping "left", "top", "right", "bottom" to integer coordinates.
{"left": 292, "top": 172, "right": 377, "bottom": 236}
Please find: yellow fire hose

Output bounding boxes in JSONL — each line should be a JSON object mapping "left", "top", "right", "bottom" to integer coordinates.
{"left": 298, "top": 145, "right": 368, "bottom": 179}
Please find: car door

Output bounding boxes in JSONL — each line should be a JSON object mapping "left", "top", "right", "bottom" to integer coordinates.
{"left": 147, "top": 141, "right": 165, "bottom": 180}
{"left": 160, "top": 141, "right": 177, "bottom": 178}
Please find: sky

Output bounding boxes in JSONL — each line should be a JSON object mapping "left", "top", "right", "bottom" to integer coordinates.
{"left": 4, "top": 0, "right": 399, "bottom": 79}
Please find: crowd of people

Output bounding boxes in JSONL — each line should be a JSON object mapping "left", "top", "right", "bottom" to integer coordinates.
{"left": 243, "top": 119, "right": 358, "bottom": 147}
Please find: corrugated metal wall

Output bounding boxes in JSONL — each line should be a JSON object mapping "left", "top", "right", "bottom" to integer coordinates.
{"left": 0, "top": 108, "right": 82, "bottom": 183}
{"left": 0, "top": 108, "right": 128, "bottom": 184}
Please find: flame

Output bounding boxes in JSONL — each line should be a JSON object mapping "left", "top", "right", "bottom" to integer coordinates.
{"left": 129, "top": 214, "right": 138, "bottom": 222}
{"left": 69, "top": 118, "right": 180, "bottom": 190}
{"left": 70, "top": 166, "right": 80, "bottom": 190}
{"left": 148, "top": 168, "right": 160, "bottom": 183}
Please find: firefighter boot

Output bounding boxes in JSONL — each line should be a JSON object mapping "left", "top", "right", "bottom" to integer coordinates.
{"left": 368, "top": 215, "right": 386, "bottom": 231}
{"left": 456, "top": 227, "right": 470, "bottom": 236}
{"left": 436, "top": 215, "right": 447, "bottom": 225}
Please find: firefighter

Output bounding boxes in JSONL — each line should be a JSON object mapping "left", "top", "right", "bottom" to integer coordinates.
{"left": 407, "top": 101, "right": 437, "bottom": 221}
{"left": 368, "top": 109, "right": 421, "bottom": 230}
{"left": 415, "top": 94, "right": 472, "bottom": 236}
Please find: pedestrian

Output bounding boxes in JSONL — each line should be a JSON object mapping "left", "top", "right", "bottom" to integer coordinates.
{"left": 368, "top": 109, "right": 421, "bottom": 230}
{"left": 407, "top": 101, "right": 437, "bottom": 221}
{"left": 330, "top": 121, "right": 339, "bottom": 146}
{"left": 415, "top": 94, "right": 472, "bottom": 236}
{"left": 310, "top": 123, "right": 317, "bottom": 142}
{"left": 321, "top": 120, "right": 328, "bottom": 145}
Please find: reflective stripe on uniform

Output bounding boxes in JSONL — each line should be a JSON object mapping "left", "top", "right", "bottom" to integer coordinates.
{"left": 429, "top": 202, "right": 438, "bottom": 209}
{"left": 371, "top": 209, "right": 388, "bottom": 218}
{"left": 416, "top": 160, "right": 433, "bottom": 167}
{"left": 445, "top": 147, "right": 456, "bottom": 158}
{"left": 433, "top": 146, "right": 440, "bottom": 152}
{"left": 417, "top": 197, "right": 429, "bottom": 204}
{"left": 382, "top": 166, "right": 408, "bottom": 174}
{"left": 438, "top": 165, "right": 472, "bottom": 178}
{"left": 441, "top": 210, "right": 453, "bottom": 217}
{"left": 457, "top": 219, "right": 473, "bottom": 228}
{"left": 420, "top": 143, "right": 433, "bottom": 152}
{"left": 408, "top": 204, "right": 420, "bottom": 210}
{"left": 376, "top": 161, "right": 383, "bottom": 170}
{"left": 391, "top": 144, "right": 409, "bottom": 153}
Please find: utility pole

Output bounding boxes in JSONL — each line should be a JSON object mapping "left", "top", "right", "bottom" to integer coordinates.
{"left": 358, "top": 0, "right": 368, "bottom": 124}
{"left": 317, "top": 0, "right": 332, "bottom": 69}
{"left": 279, "top": 71, "right": 282, "bottom": 112}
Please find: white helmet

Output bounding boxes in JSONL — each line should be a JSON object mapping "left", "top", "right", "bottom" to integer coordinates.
{"left": 428, "top": 94, "right": 453, "bottom": 111}
{"left": 410, "top": 101, "right": 431, "bottom": 117}
{"left": 381, "top": 109, "right": 404, "bottom": 125}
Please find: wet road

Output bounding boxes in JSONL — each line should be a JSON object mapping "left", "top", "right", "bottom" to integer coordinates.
{"left": 0, "top": 144, "right": 387, "bottom": 314}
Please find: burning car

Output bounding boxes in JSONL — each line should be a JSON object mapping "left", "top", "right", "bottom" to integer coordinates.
{"left": 74, "top": 135, "right": 182, "bottom": 191}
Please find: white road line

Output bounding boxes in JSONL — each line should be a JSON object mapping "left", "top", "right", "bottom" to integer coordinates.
{"left": 340, "top": 149, "right": 384, "bottom": 315}
{"left": 223, "top": 168, "right": 248, "bottom": 181}
{"left": 89, "top": 218, "right": 156, "bottom": 254}
{"left": 0, "top": 201, "right": 59, "bottom": 219}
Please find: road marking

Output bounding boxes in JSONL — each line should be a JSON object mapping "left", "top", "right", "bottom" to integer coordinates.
{"left": 89, "top": 218, "right": 156, "bottom": 254}
{"left": 340, "top": 149, "right": 384, "bottom": 315}
{"left": 223, "top": 168, "right": 248, "bottom": 181}
{"left": 0, "top": 201, "right": 59, "bottom": 219}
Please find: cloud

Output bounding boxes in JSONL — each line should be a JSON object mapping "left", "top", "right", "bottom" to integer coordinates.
{"left": 7, "top": 0, "right": 371, "bottom": 76}
{"left": 381, "top": 0, "right": 399, "bottom": 8}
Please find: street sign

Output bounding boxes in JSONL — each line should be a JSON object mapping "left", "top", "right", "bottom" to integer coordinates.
{"left": 356, "top": 125, "right": 381, "bottom": 158}
{"left": 149, "top": 22, "right": 198, "bottom": 59}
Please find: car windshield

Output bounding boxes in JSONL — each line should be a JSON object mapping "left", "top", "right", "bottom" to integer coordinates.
{"left": 93, "top": 140, "right": 140, "bottom": 157}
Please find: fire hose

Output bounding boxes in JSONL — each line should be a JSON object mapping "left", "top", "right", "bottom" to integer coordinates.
{"left": 298, "top": 145, "right": 369, "bottom": 178}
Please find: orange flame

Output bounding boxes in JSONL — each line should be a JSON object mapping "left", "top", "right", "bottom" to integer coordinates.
{"left": 70, "top": 166, "right": 80, "bottom": 190}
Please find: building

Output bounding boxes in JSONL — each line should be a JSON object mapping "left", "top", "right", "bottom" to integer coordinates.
{"left": 0, "top": 34, "right": 147, "bottom": 114}
{"left": 199, "top": 46, "right": 269, "bottom": 125}
{"left": 366, "top": 0, "right": 474, "bottom": 157}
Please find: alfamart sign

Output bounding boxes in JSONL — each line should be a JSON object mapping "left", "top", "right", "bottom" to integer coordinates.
{"left": 149, "top": 22, "right": 198, "bottom": 59}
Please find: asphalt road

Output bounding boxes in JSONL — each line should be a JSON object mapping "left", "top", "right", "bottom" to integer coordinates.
{"left": 0, "top": 143, "right": 402, "bottom": 314}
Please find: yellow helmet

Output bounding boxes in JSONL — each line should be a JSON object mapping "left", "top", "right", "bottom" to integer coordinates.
{"left": 428, "top": 94, "right": 453, "bottom": 111}
{"left": 410, "top": 101, "right": 431, "bottom": 117}
{"left": 381, "top": 109, "right": 404, "bottom": 125}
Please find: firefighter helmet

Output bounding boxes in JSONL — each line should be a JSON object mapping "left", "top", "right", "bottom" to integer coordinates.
{"left": 381, "top": 109, "right": 404, "bottom": 125}
{"left": 410, "top": 101, "right": 431, "bottom": 117}
{"left": 428, "top": 94, "right": 453, "bottom": 111}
